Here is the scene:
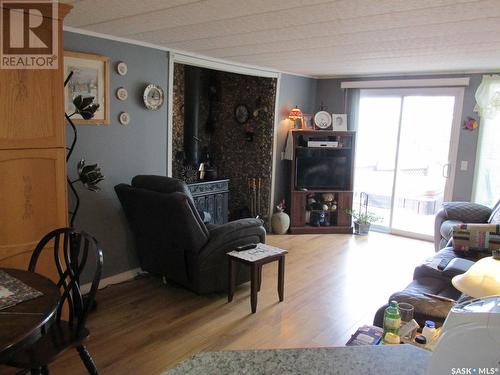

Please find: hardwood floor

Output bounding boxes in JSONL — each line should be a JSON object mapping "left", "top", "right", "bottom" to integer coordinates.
{"left": 1, "top": 232, "right": 433, "bottom": 375}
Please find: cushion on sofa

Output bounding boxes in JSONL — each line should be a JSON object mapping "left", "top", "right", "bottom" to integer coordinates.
{"left": 452, "top": 223, "right": 500, "bottom": 253}
{"left": 389, "top": 277, "right": 460, "bottom": 322}
{"left": 415, "top": 247, "right": 485, "bottom": 280}
{"left": 442, "top": 202, "right": 492, "bottom": 223}
{"left": 440, "top": 219, "right": 462, "bottom": 242}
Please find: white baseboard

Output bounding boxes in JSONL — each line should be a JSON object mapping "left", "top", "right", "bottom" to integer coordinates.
{"left": 80, "top": 267, "right": 142, "bottom": 295}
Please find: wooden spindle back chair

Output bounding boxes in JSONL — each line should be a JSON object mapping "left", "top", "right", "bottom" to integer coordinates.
{"left": 7, "top": 228, "right": 103, "bottom": 375}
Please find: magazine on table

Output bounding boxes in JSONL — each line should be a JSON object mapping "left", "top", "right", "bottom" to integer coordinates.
{"left": 0, "top": 270, "right": 43, "bottom": 310}
{"left": 228, "top": 243, "right": 287, "bottom": 262}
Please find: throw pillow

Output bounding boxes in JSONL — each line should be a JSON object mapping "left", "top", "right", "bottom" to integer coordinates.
{"left": 452, "top": 223, "right": 500, "bottom": 253}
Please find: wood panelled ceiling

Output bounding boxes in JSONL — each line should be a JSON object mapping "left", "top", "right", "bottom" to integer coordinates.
{"left": 63, "top": 0, "right": 500, "bottom": 77}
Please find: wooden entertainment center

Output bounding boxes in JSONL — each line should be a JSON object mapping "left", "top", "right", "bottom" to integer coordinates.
{"left": 289, "top": 130, "right": 355, "bottom": 234}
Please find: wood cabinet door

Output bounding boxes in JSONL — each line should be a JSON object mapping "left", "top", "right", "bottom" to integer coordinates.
{"left": 0, "top": 148, "right": 67, "bottom": 275}
{"left": 0, "top": 66, "right": 64, "bottom": 150}
{"left": 0, "top": 3, "right": 70, "bottom": 150}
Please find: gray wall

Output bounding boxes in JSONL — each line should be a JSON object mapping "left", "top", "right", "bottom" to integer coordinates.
{"left": 64, "top": 32, "right": 169, "bottom": 282}
{"left": 274, "top": 74, "right": 317, "bottom": 215}
{"left": 62, "top": 30, "right": 493, "bottom": 280}
{"left": 315, "top": 73, "right": 495, "bottom": 201}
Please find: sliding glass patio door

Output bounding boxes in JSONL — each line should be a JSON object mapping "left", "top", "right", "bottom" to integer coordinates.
{"left": 354, "top": 88, "right": 463, "bottom": 240}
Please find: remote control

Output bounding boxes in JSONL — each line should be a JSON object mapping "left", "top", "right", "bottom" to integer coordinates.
{"left": 235, "top": 243, "right": 257, "bottom": 251}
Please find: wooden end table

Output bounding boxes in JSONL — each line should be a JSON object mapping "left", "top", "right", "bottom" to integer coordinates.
{"left": 227, "top": 244, "right": 287, "bottom": 313}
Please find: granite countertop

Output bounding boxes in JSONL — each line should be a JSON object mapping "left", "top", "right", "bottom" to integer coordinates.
{"left": 165, "top": 344, "right": 431, "bottom": 375}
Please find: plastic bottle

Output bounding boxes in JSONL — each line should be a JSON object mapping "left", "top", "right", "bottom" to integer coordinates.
{"left": 383, "top": 300, "right": 401, "bottom": 343}
{"left": 422, "top": 320, "right": 436, "bottom": 342}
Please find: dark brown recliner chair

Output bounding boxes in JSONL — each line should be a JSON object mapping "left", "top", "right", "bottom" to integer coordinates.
{"left": 114, "top": 175, "right": 266, "bottom": 294}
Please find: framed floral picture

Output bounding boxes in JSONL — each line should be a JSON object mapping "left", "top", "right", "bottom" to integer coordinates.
{"left": 64, "top": 51, "right": 110, "bottom": 125}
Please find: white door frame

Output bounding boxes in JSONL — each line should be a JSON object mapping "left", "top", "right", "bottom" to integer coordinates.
{"left": 357, "top": 87, "right": 465, "bottom": 240}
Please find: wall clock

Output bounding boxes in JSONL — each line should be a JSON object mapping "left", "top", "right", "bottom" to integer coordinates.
{"left": 143, "top": 84, "right": 164, "bottom": 110}
{"left": 234, "top": 104, "right": 250, "bottom": 124}
{"left": 314, "top": 111, "right": 332, "bottom": 130}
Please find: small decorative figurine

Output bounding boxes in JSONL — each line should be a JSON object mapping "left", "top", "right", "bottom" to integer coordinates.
{"left": 464, "top": 117, "right": 478, "bottom": 131}
{"left": 310, "top": 211, "right": 328, "bottom": 227}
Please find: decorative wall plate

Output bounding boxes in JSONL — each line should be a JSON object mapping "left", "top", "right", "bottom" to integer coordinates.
{"left": 234, "top": 104, "right": 250, "bottom": 124}
{"left": 314, "top": 111, "right": 332, "bottom": 130}
{"left": 116, "top": 87, "right": 128, "bottom": 101}
{"left": 143, "top": 84, "right": 164, "bottom": 110}
{"left": 119, "top": 111, "right": 130, "bottom": 125}
{"left": 116, "top": 61, "right": 128, "bottom": 76}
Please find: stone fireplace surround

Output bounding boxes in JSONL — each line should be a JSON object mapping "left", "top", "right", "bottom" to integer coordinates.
{"left": 172, "top": 63, "right": 277, "bottom": 225}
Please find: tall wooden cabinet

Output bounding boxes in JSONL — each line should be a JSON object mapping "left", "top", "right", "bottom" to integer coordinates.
{"left": 289, "top": 130, "right": 355, "bottom": 234}
{"left": 0, "top": 4, "right": 71, "bottom": 281}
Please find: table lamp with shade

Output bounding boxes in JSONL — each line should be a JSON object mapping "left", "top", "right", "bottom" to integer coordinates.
{"left": 288, "top": 106, "right": 303, "bottom": 129}
{"left": 452, "top": 249, "right": 500, "bottom": 298}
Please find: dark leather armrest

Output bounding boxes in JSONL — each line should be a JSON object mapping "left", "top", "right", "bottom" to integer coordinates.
{"left": 434, "top": 208, "right": 448, "bottom": 251}
{"left": 413, "top": 264, "right": 450, "bottom": 281}
{"left": 413, "top": 250, "right": 476, "bottom": 281}
{"left": 208, "top": 218, "right": 264, "bottom": 237}
{"left": 199, "top": 218, "right": 266, "bottom": 262}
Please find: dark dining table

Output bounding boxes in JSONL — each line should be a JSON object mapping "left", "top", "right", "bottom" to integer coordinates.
{"left": 0, "top": 268, "right": 60, "bottom": 363}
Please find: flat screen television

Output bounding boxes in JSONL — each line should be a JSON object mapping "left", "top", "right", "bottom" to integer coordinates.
{"left": 296, "top": 156, "right": 349, "bottom": 190}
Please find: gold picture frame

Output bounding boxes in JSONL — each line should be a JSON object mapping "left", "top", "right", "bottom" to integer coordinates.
{"left": 64, "top": 51, "right": 110, "bottom": 125}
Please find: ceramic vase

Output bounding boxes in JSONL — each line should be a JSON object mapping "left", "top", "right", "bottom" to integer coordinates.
{"left": 272, "top": 209, "right": 290, "bottom": 234}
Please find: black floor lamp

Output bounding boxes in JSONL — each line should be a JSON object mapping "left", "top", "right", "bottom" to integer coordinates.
{"left": 64, "top": 71, "right": 105, "bottom": 227}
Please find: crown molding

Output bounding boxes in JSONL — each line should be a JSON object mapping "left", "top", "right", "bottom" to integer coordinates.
{"left": 63, "top": 26, "right": 314, "bottom": 79}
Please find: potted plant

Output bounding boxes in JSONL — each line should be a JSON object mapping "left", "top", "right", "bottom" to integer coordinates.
{"left": 345, "top": 192, "right": 380, "bottom": 235}
{"left": 345, "top": 209, "right": 380, "bottom": 235}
